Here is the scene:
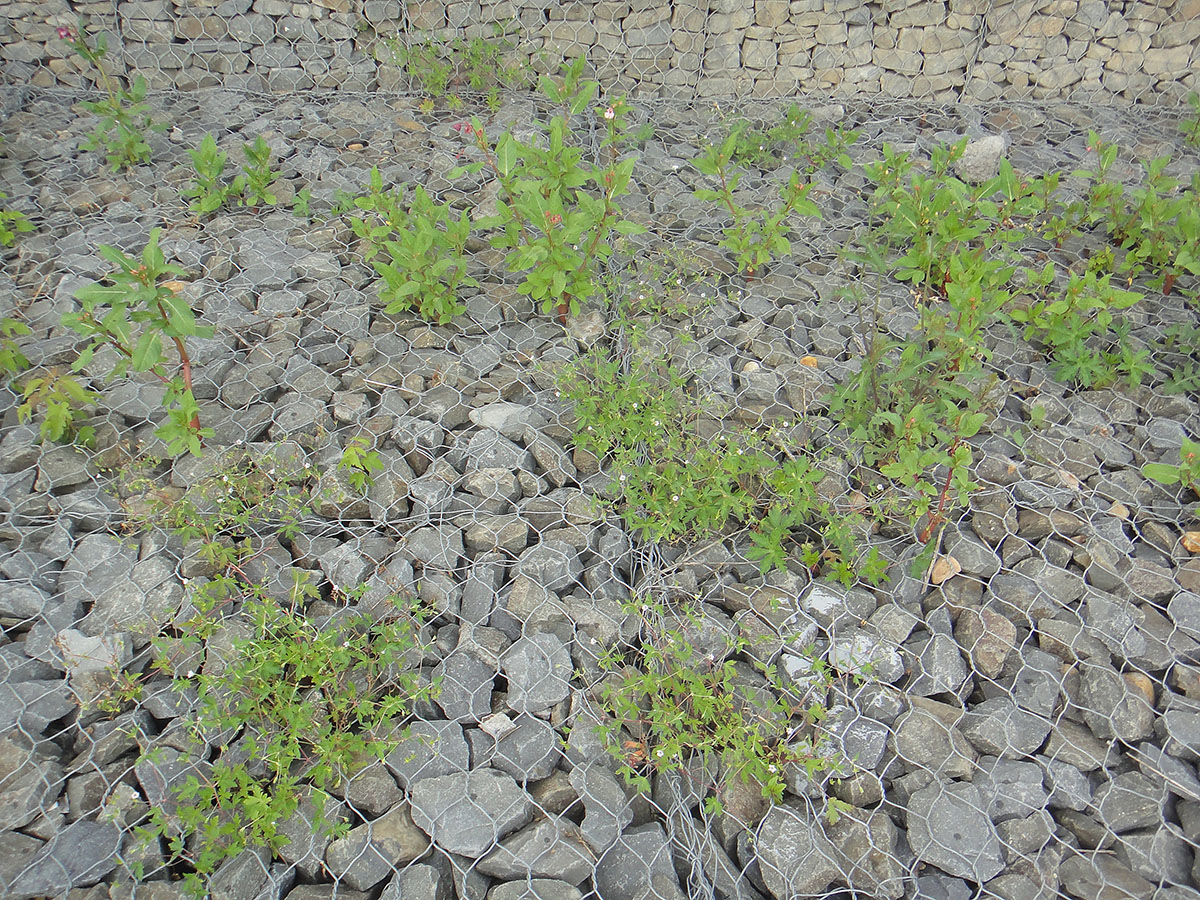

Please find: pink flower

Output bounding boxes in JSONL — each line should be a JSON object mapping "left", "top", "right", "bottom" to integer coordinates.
{"left": 56, "top": 26, "right": 73, "bottom": 40}
{"left": 545, "top": 213, "right": 562, "bottom": 226}
{"left": 451, "top": 122, "right": 475, "bottom": 137}
{"left": 603, "top": 107, "right": 615, "bottom": 121}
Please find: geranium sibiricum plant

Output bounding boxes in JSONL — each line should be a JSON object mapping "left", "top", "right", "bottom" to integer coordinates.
{"left": 63, "top": 228, "right": 213, "bottom": 456}
{"left": 451, "top": 58, "right": 645, "bottom": 322}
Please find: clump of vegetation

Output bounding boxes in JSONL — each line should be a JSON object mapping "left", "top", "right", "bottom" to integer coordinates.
{"left": 390, "top": 26, "right": 534, "bottom": 111}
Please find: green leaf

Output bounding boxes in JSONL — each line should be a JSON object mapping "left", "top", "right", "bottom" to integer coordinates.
{"left": 1142, "top": 462, "right": 1182, "bottom": 485}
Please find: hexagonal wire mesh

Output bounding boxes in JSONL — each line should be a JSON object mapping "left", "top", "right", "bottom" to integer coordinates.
{"left": 1, "top": 1, "right": 1200, "bottom": 899}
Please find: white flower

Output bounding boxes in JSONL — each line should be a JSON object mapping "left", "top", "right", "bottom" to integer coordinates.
{"left": 672, "top": 495, "right": 679, "bottom": 502}
{"left": 768, "top": 764, "right": 777, "bottom": 773}
{"left": 619, "top": 474, "right": 627, "bottom": 482}
{"left": 186, "top": 670, "right": 196, "bottom": 679}
{"left": 604, "top": 106, "right": 615, "bottom": 120}
{"left": 656, "top": 749, "right": 665, "bottom": 757}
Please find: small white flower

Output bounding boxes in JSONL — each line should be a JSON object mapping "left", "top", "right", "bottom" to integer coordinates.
{"left": 186, "top": 670, "right": 196, "bottom": 679}
{"left": 672, "top": 495, "right": 679, "bottom": 502}
{"left": 759, "top": 145, "right": 765, "bottom": 151}
{"left": 604, "top": 106, "right": 615, "bottom": 120}
{"left": 587, "top": 425, "right": 593, "bottom": 431}
{"left": 768, "top": 764, "right": 777, "bottom": 773}
{"left": 656, "top": 749, "right": 665, "bottom": 757}
{"left": 619, "top": 474, "right": 627, "bottom": 482}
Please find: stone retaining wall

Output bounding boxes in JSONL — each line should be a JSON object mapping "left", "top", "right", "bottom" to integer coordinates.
{"left": 0, "top": 0, "right": 1197, "bottom": 103}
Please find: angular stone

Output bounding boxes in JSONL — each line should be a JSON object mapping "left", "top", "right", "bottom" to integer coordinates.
{"left": 409, "top": 769, "right": 534, "bottom": 857}
{"left": 7, "top": 818, "right": 120, "bottom": 897}
{"left": 324, "top": 802, "right": 430, "bottom": 891}
{"left": 0, "top": 732, "right": 64, "bottom": 831}
{"left": 477, "top": 817, "right": 593, "bottom": 883}
{"left": 893, "top": 708, "right": 975, "bottom": 778}
{"left": 568, "top": 764, "right": 634, "bottom": 854}
{"left": 384, "top": 720, "right": 470, "bottom": 788}
{"left": 906, "top": 781, "right": 1006, "bottom": 882}
{"left": 826, "top": 806, "right": 904, "bottom": 900}
{"left": 754, "top": 804, "right": 841, "bottom": 898}
{"left": 469, "top": 714, "right": 559, "bottom": 782}
{"left": 972, "top": 756, "right": 1049, "bottom": 822}
{"left": 594, "top": 823, "right": 687, "bottom": 900}
{"left": 500, "top": 633, "right": 573, "bottom": 715}
{"left": 1093, "top": 772, "right": 1166, "bottom": 833}
{"left": 954, "top": 607, "right": 1016, "bottom": 678}
{"left": 961, "top": 697, "right": 1051, "bottom": 759}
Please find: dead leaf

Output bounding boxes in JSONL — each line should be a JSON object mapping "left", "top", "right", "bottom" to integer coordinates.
{"left": 161, "top": 280, "right": 187, "bottom": 294}
{"left": 1183, "top": 531, "right": 1200, "bottom": 553}
{"left": 799, "top": 356, "right": 819, "bottom": 368}
{"left": 930, "top": 555, "right": 961, "bottom": 585}
{"left": 1056, "top": 469, "right": 1081, "bottom": 490}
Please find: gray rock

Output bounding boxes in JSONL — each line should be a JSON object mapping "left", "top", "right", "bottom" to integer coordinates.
{"left": 1057, "top": 853, "right": 1154, "bottom": 900}
{"left": 0, "top": 679, "right": 74, "bottom": 734}
{"left": 1079, "top": 661, "right": 1155, "bottom": 742}
{"left": 409, "top": 769, "right": 533, "bottom": 857}
{"left": 0, "top": 831, "right": 41, "bottom": 898}
{"left": 1007, "top": 649, "right": 1066, "bottom": 717}
{"left": 477, "top": 817, "right": 593, "bottom": 883}
{"left": 384, "top": 720, "right": 470, "bottom": 789}
{"left": 1114, "top": 822, "right": 1193, "bottom": 884}
{"left": 275, "top": 788, "right": 347, "bottom": 880}
{"left": 466, "top": 430, "right": 536, "bottom": 473}
{"left": 500, "top": 633, "right": 573, "bottom": 715}
{"left": 1169, "top": 591, "right": 1200, "bottom": 642}
{"left": 818, "top": 704, "right": 889, "bottom": 771}
{"left": 568, "top": 763, "right": 634, "bottom": 853}
{"left": 799, "top": 580, "right": 877, "bottom": 630}
{"left": 753, "top": 804, "right": 841, "bottom": 899}
{"left": 961, "top": 697, "right": 1051, "bottom": 759}
{"left": 944, "top": 529, "right": 1002, "bottom": 578}
{"left": 0, "top": 731, "right": 64, "bottom": 831}
{"left": 63, "top": 534, "right": 182, "bottom": 638}
{"left": 379, "top": 863, "right": 452, "bottom": 900}
{"left": 209, "top": 846, "right": 270, "bottom": 900}
{"left": 892, "top": 707, "right": 976, "bottom": 778}
{"left": 435, "top": 648, "right": 496, "bottom": 722}
{"left": 594, "top": 823, "right": 687, "bottom": 900}
{"left": 487, "top": 879, "right": 582, "bottom": 900}
{"left": 6, "top": 818, "right": 121, "bottom": 898}
{"left": 826, "top": 806, "right": 904, "bottom": 900}
{"left": 400, "top": 525, "right": 464, "bottom": 571}
{"left": 1038, "top": 755, "right": 1092, "bottom": 811}
{"left": 465, "top": 515, "right": 530, "bottom": 556}
{"left": 1133, "top": 741, "right": 1200, "bottom": 802}
{"left": 469, "top": 402, "right": 547, "bottom": 440}
{"left": 338, "top": 759, "right": 405, "bottom": 818}
{"left": 513, "top": 540, "right": 583, "bottom": 593}
{"left": 828, "top": 629, "right": 905, "bottom": 683}
{"left": 906, "top": 633, "right": 969, "bottom": 696}
{"left": 1093, "top": 772, "right": 1166, "bottom": 833}
{"left": 469, "top": 714, "right": 559, "bottom": 782}
{"left": 972, "top": 756, "right": 1049, "bottom": 822}
{"left": 523, "top": 430, "right": 576, "bottom": 488}
{"left": 954, "top": 134, "right": 1005, "bottom": 184}
{"left": 906, "top": 781, "right": 1006, "bottom": 882}
{"left": 324, "top": 802, "right": 430, "bottom": 891}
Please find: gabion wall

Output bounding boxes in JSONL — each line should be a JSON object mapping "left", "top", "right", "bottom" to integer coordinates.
{"left": 0, "top": 0, "right": 1197, "bottom": 102}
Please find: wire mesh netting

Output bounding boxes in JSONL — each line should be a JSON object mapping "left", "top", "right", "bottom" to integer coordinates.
{"left": 1, "top": 3, "right": 1200, "bottom": 900}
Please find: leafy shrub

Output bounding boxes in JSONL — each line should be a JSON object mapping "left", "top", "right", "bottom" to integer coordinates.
{"left": 63, "top": 227, "right": 212, "bottom": 456}
{"left": 0, "top": 192, "right": 33, "bottom": 246}
{"left": 1144, "top": 437, "right": 1200, "bottom": 499}
{"left": 596, "top": 593, "right": 845, "bottom": 815}
{"left": 347, "top": 167, "right": 475, "bottom": 323}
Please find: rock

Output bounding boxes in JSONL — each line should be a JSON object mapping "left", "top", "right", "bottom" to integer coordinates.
{"left": 468, "top": 714, "right": 560, "bottom": 782}
{"left": 818, "top": 704, "right": 889, "bottom": 771}
{"left": 384, "top": 720, "right": 470, "bottom": 788}
{"left": 753, "top": 803, "right": 841, "bottom": 898}
{"left": 972, "top": 756, "right": 1049, "bottom": 822}
{"left": 488, "top": 880, "right": 583, "bottom": 900}
{"left": 409, "top": 769, "right": 534, "bottom": 857}
{"left": 593, "top": 823, "right": 687, "bottom": 900}
{"left": 400, "top": 525, "right": 464, "bottom": 571}
{"left": 0, "top": 679, "right": 74, "bottom": 734}
{"left": 275, "top": 788, "right": 348, "bottom": 879}
{"left": 379, "top": 863, "right": 452, "bottom": 900}
{"left": 961, "top": 697, "right": 1051, "bottom": 759}
{"left": 500, "top": 633, "right": 573, "bottom": 715}
{"left": 1093, "top": 772, "right": 1166, "bottom": 833}
{"left": 828, "top": 629, "right": 905, "bottom": 683}
{"left": 568, "top": 763, "right": 634, "bottom": 854}
{"left": 6, "top": 818, "right": 121, "bottom": 898}
{"left": 1042, "top": 719, "right": 1119, "bottom": 772}
{"left": 324, "top": 802, "right": 430, "bottom": 891}
{"left": 513, "top": 541, "right": 583, "bottom": 592}
{"left": 337, "top": 759, "right": 405, "bottom": 818}
{"left": 906, "top": 633, "right": 969, "bottom": 696}
{"left": 209, "top": 846, "right": 270, "bottom": 900}
{"left": 1079, "top": 661, "right": 1155, "bottom": 743}
{"left": 826, "top": 806, "right": 905, "bottom": 900}
{"left": 64, "top": 535, "right": 182, "bottom": 638}
{"left": 435, "top": 648, "right": 496, "bottom": 722}
{"left": 1114, "top": 822, "right": 1193, "bottom": 884}
{"left": 954, "top": 134, "right": 1006, "bottom": 184}
{"left": 906, "top": 781, "right": 1006, "bottom": 882}
{"left": 892, "top": 707, "right": 976, "bottom": 778}
{"left": 1133, "top": 741, "right": 1200, "bottom": 802}
{"left": 799, "top": 580, "right": 877, "bottom": 630}
{"left": 477, "top": 817, "right": 593, "bottom": 884}
{"left": 1057, "top": 853, "right": 1154, "bottom": 900}
{"left": 0, "top": 731, "right": 64, "bottom": 831}
{"left": 953, "top": 607, "right": 1016, "bottom": 678}
{"left": 465, "top": 515, "right": 530, "bottom": 555}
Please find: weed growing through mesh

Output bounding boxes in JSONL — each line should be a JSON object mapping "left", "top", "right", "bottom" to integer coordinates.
{"left": 389, "top": 26, "right": 534, "bottom": 111}
{"left": 596, "top": 593, "right": 848, "bottom": 815}
{"left": 338, "top": 434, "right": 383, "bottom": 493}
{"left": 63, "top": 228, "right": 212, "bottom": 456}
{"left": 0, "top": 190, "right": 33, "bottom": 246}
{"left": 1144, "top": 437, "right": 1200, "bottom": 499}
{"left": 58, "top": 23, "right": 166, "bottom": 171}
{"left": 1182, "top": 92, "right": 1200, "bottom": 148}
{"left": 451, "top": 58, "right": 646, "bottom": 321}
{"left": 16, "top": 368, "right": 97, "bottom": 445}
{"left": 121, "top": 450, "right": 439, "bottom": 894}
{"left": 345, "top": 167, "right": 476, "bottom": 323}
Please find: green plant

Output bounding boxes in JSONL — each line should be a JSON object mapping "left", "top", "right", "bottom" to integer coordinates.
{"left": 236, "top": 135, "right": 279, "bottom": 208}
{"left": 346, "top": 167, "right": 476, "bottom": 323}
{"left": 596, "top": 593, "right": 844, "bottom": 814}
{"left": 63, "top": 227, "right": 212, "bottom": 456}
{"left": 338, "top": 435, "right": 382, "bottom": 492}
{"left": 1011, "top": 265, "right": 1148, "bottom": 388}
{"left": 59, "top": 24, "right": 165, "bottom": 171}
{"left": 453, "top": 58, "right": 645, "bottom": 321}
{"left": 0, "top": 192, "right": 33, "bottom": 246}
{"left": 17, "top": 368, "right": 97, "bottom": 445}
{"left": 390, "top": 27, "right": 532, "bottom": 110}
{"left": 724, "top": 104, "right": 859, "bottom": 173}
{"left": 693, "top": 131, "right": 822, "bottom": 278}
{"left": 292, "top": 188, "right": 312, "bottom": 219}
{"left": 560, "top": 342, "right": 883, "bottom": 585}
{"left": 128, "top": 453, "right": 437, "bottom": 892}
{"left": 1182, "top": 92, "right": 1200, "bottom": 148}
{"left": 182, "top": 134, "right": 235, "bottom": 216}
{"left": 1144, "top": 437, "right": 1200, "bottom": 498}
{"left": 0, "top": 317, "right": 30, "bottom": 376}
